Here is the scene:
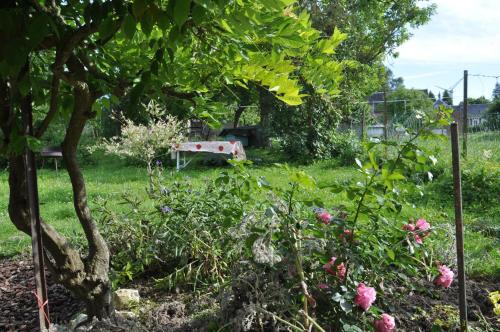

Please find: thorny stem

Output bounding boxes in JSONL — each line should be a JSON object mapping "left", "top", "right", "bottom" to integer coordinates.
{"left": 258, "top": 308, "right": 304, "bottom": 332}
{"left": 294, "top": 243, "right": 310, "bottom": 330}
{"left": 285, "top": 183, "right": 310, "bottom": 329}
{"left": 343, "top": 171, "right": 377, "bottom": 283}
{"left": 299, "top": 310, "right": 327, "bottom": 332}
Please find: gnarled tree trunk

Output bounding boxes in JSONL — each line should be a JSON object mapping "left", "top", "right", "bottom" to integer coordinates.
{"left": 4, "top": 79, "right": 112, "bottom": 319}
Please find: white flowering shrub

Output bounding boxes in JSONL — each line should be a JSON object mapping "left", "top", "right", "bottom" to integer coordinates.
{"left": 99, "top": 100, "right": 186, "bottom": 168}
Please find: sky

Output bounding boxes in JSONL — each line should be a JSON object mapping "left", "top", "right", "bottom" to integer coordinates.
{"left": 386, "top": 0, "right": 500, "bottom": 105}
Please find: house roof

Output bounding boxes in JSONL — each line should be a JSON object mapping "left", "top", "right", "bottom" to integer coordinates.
{"left": 453, "top": 103, "right": 489, "bottom": 117}
{"left": 433, "top": 99, "right": 449, "bottom": 109}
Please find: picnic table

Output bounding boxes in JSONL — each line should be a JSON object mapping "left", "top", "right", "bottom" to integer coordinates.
{"left": 172, "top": 141, "right": 246, "bottom": 171}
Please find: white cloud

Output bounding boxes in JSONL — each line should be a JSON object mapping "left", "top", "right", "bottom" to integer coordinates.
{"left": 403, "top": 71, "right": 448, "bottom": 79}
{"left": 396, "top": 0, "right": 500, "bottom": 64}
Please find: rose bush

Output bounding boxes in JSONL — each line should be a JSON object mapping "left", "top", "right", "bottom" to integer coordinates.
{"left": 222, "top": 106, "right": 456, "bottom": 330}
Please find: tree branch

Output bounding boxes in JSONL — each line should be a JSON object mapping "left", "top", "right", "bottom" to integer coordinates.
{"left": 31, "top": 0, "right": 66, "bottom": 26}
{"left": 35, "top": 23, "right": 100, "bottom": 137}
{"left": 162, "top": 86, "right": 198, "bottom": 103}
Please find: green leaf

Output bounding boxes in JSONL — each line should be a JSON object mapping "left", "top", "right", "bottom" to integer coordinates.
{"left": 133, "top": 0, "right": 148, "bottom": 18}
{"left": 342, "top": 324, "right": 363, "bottom": 332}
{"left": 27, "top": 13, "right": 50, "bottom": 48}
{"left": 192, "top": 4, "right": 207, "bottom": 25}
{"left": 290, "top": 171, "right": 316, "bottom": 189}
{"left": 386, "top": 249, "right": 395, "bottom": 261}
{"left": 219, "top": 19, "right": 233, "bottom": 33}
{"left": 99, "top": 17, "right": 116, "bottom": 40}
{"left": 141, "top": 9, "right": 154, "bottom": 35}
{"left": 156, "top": 10, "right": 170, "bottom": 30}
{"left": 387, "top": 172, "right": 405, "bottom": 180}
{"left": 431, "top": 325, "right": 443, "bottom": 332}
{"left": 340, "top": 300, "right": 352, "bottom": 313}
{"left": 368, "top": 151, "right": 378, "bottom": 170}
{"left": 26, "top": 136, "right": 42, "bottom": 152}
{"left": 173, "top": 0, "right": 191, "bottom": 27}
{"left": 122, "top": 14, "right": 137, "bottom": 39}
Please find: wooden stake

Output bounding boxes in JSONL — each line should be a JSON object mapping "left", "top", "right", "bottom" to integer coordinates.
{"left": 462, "top": 70, "right": 468, "bottom": 158}
{"left": 22, "top": 81, "right": 50, "bottom": 331}
{"left": 450, "top": 122, "right": 468, "bottom": 331}
{"left": 383, "top": 89, "right": 388, "bottom": 141}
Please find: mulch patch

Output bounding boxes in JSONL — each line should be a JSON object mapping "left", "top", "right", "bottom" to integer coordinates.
{"left": 0, "top": 256, "right": 84, "bottom": 332}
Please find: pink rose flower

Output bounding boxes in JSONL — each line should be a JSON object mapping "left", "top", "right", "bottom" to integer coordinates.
{"left": 403, "top": 220, "right": 429, "bottom": 244}
{"left": 336, "top": 262, "right": 346, "bottom": 281}
{"left": 414, "top": 233, "right": 423, "bottom": 245}
{"left": 354, "top": 283, "right": 376, "bottom": 311}
{"left": 416, "top": 218, "right": 430, "bottom": 231}
{"left": 402, "top": 223, "right": 415, "bottom": 231}
{"left": 374, "top": 313, "right": 396, "bottom": 332}
{"left": 434, "top": 265, "right": 454, "bottom": 288}
{"left": 323, "top": 257, "right": 346, "bottom": 281}
{"left": 317, "top": 212, "right": 332, "bottom": 225}
{"left": 323, "top": 256, "right": 337, "bottom": 275}
{"left": 339, "top": 229, "right": 353, "bottom": 241}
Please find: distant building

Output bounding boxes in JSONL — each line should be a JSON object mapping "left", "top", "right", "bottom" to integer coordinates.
{"left": 433, "top": 97, "right": 450, "bottom": 110}
{"left": 452, "top": 102, "right": 489, "bottom": 128}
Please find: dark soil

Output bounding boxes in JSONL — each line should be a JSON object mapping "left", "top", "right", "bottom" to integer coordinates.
{"left": 1, "top": 257, "right": 499, "bottom": 331}
{"left": 390, "top": 277, "right": 500, "bottom": 331}
{"left": 0, "top": 257, "right": 84, "bottom": 332}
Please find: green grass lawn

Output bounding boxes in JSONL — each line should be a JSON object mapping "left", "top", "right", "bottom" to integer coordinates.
{"left": 1, "top": 134, "right": 498, "bottom": 277}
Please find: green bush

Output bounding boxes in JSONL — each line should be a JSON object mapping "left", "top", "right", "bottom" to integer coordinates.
{"left": 329, "top": 131, "right": 363, "bottom": 166}
{"left": 428, "top": 161, "right": 500, "bottom": 208}
{"left": 97, "top": 161, "right": 258, "bottom": 289}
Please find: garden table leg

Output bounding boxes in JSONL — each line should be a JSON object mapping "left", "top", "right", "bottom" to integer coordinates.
{"left": 176, "top": 151, "right": 180, "bottom": 171}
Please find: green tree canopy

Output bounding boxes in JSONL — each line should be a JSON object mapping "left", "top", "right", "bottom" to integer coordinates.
{"left": 265, "top": 0, "right": 435, "bottom": 157}
{"left": 0, "top": 0, "right": 348, "bottom": 318}
{"left": 468, "top": 96, "right": 490, "bottom": 104}
{"left": 486, "top": 99, "right": 500, "bottom": 129}
{"left": 386, "top": 87, "right": 434, "bottom": 120}
{"left": 428, "top": 90, "right": 436, "bottom": 102}
{"left": 442, "top": 89, "right": 453, "bottom": 105}
{"left": 492, "top": 82, "right": 500, "bottom": 101}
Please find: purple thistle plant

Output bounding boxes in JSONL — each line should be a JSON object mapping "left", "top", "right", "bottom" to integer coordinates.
{"left": 312, "top": 207, "right": 324, "bottom": 213}
{"left": 161, "top": 206, "right": 173, "bottom": 214}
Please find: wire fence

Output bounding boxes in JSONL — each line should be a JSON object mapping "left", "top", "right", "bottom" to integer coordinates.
{"left": 340, "top": 110, "right": 500, "bottom": 158}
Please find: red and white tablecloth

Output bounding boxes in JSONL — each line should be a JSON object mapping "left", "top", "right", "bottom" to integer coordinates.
{"left": 173, "top": 141, "right": 246, "bottom": 160}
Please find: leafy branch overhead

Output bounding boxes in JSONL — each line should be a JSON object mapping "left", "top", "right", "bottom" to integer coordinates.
{"left": 117, "top": 0, "right": 350, "bottom": 107}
